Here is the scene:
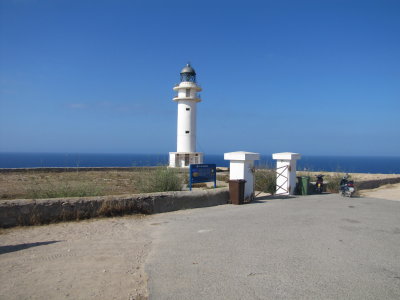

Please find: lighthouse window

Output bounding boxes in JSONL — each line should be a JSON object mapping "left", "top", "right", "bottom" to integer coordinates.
{"left": 186, "top": 89, "right": 190, "bottom": 97}
{"left": 185, "top": 131, "right": 190, "bottom": 134}
{"left": 186, "top": 108, "right": 190, "bottom": 111}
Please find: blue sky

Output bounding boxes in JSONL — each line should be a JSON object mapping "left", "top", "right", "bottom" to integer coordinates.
{"left": 0, "top": 0, "right": 399, "bottom": 156}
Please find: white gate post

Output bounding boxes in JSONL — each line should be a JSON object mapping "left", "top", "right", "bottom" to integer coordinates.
{"left": 224, "top": 151, "right": 260, "bottom": 201}
{"left": 272, "top": 152, "right": 301, "bottom": 195}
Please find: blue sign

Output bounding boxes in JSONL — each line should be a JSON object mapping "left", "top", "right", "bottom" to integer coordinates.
{"left": 189, "top": 164, "right": 217, "bottom": 191}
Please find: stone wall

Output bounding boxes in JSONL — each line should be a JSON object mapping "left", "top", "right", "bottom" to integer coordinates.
{"left": 0, "top": 188, "right": 229, "bottom": 228}
{"left": 356, "top": 177, "right": 400, "bottom": 190}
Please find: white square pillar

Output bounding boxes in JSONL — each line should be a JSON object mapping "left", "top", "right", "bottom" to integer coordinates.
{"left": 169, "top": 153, "right": 177, "bottom": 167}
{"left": 272, "top": 152, "right": 301, "bottom": 195}
{"left": 224, "top": 151, "right": 260, "bottom": 201}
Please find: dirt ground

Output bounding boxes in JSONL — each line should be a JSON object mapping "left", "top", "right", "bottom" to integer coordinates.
{"left": 0, "top": 170, "right": 157, "bottom": 200}
{"left": 360, "top": 183, "right": 400, "bottom": 201}
{"left": 0, "top": 215, "right": 153, "bottom": 300}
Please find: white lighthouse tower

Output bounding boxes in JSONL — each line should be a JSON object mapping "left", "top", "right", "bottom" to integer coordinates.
{"left": 169, "top": 64, "right": 204, "bottom": 167}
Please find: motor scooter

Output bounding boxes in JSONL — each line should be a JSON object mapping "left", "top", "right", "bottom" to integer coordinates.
{"left": 315, "top": 174, "right": 324, "bottom": 193}
{"left": 340, "top": 175, "right": 355, "bottom": 197}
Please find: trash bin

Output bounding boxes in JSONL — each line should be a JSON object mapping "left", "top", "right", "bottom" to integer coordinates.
{"left": 229, "top": 179, "right": 246, "bottom": 205}
{"left": 295, "top": 176, "right": 302, "bottom": 195}
{"left": 301, "top": 176, "right": 310, "bottom": 195}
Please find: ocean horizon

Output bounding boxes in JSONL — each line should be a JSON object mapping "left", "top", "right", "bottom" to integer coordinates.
{"left": 0, "top": 152, "right": 400, "bottom": 174}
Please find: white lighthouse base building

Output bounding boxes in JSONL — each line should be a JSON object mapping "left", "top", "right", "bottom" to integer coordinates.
{"left": 169, "top": 152, "right": 203, "bottom": 168}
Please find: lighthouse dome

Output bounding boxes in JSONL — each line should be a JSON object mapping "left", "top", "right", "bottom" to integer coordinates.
{"left": 180, "top": 63, "right": 197, "bottom": 82}
{"left": 180, "top": 64, "right": 196, "bottom": 74}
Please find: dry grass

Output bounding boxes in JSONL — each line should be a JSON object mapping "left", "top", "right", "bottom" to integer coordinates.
{"left": 135, "top": 167, "right": 183, "bottom": 193}
{"left": 0, "top": 169, "right": 179, "bottom": 200}
{"left": 2, "top": 169, "right": 398, "bottom": 200}
{"left": 296, "top": 171, "right": 400, "bottom": 182}
{"left": 255, "top": 168, "right": 276, "bottom": 195}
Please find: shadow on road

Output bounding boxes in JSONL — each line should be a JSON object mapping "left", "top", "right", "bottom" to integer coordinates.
{"left": 0, "top": 240, "right": 62, "bottom": 255}
{"left": 251, "top": 193, "right": 348, "bottom": 203}
{"left": 249, "top": 194, "right": 296, "bottom": 203}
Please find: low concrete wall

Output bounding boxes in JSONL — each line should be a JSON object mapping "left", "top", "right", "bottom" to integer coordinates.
{"left": 356, "top": 177, "right": 400, "bottom": 190}
{"left": 0, "top": 188, "right": 229, "bottom": 228}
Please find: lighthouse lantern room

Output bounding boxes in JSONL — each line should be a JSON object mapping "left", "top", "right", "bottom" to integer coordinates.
{"left": 169, "top": 64, "right": 204, "bottom": 168}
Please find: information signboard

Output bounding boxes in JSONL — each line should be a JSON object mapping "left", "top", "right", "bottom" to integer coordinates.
{"left": 189, "top": 164, "right": 217, "bottom": 191}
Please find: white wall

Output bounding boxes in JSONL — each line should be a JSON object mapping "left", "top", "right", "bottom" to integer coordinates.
{"left": 177, "top": 100, "right": 197, "bottom": 153}
{"left": 169, "top": 152, "right": 203, "bottom": 168}
{"left": 177, "top": 88, "right": 196, "bottom": 98}
{"left": 169, "top": 153, "right": 176, "bottom": 167}
{"left": 276, "top": 160, "right": 298, "bottom": 195}
{"left": 229, "top": 160, "right": 256, "bottom": 200}
{"left": 172, "top": 81, "right": 201, "bottom": 155}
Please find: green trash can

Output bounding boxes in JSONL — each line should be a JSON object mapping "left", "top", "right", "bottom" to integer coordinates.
{"left": 295, "top": 176, "right": 302, "bottom": 195}
{"left": 301, "top": 176, "right": 310, "bottom": 195}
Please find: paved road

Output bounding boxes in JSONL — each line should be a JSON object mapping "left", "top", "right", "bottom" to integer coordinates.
{"left": 146, "top": 194, "right": 400, "bottom": 299}
{"left": 0, "top": 215, "right": 152, "bottom": 300}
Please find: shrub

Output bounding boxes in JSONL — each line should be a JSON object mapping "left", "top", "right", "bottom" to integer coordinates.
{"left": 216, "top": 173, "right": 229, "bottom": 182}
{"left": 325, "top": 173, "right": 347, "bottom": 193}
{"left": 255, "top": 168, "right": 276, "bottom": 195}
{"left": 136, "top": 167, "right": 183, "bottom": 193}
{"left": 27, "top": 182, "right": 104, "bottom": 199}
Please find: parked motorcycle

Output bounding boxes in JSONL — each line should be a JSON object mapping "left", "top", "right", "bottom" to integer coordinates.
{"left": 315, "top": 174, "right": 324, "bottom": 193}
{"left": 339, "top": 174, "right": 355, "bottom": 197}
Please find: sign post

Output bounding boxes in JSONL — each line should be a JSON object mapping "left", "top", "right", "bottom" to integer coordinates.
{"left": 189, "top": 164, "right": 217, "bottom": 191}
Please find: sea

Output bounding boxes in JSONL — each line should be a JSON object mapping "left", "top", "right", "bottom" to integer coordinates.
{"left": 0, "top": 153, "right": 400, "bottom": 174}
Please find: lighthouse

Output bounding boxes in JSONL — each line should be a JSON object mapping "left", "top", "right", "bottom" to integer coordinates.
{"left": 169, "top": 63, "right": 204, "bottom": 167}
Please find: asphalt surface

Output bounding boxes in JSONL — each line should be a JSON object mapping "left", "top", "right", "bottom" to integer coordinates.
{"left": 146, "top": 194, "right": 400, "bottom": 300}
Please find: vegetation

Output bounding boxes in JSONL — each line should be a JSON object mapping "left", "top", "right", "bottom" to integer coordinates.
{"left": 297, "top": 172, "right": 351, "bottom": 193}
{"left": 136, "top": 167, "right": 183, "bottom": 193}
{"left": 216, "top": 173, "right": 229, "bottom": 183}
{"left": 2, "top": 167, "right": 391, "bottom": 200}
{"left": 27, "top": 182, "right": 104, "bottom": 199}
{"left": 0, "top": 168, "right": 185, "bottom": 200}
{"left": 255, "top": 168, "right": 276, "bottom": 195}
{"left": 324, "top": 173, "right": 345, "bottom": 193}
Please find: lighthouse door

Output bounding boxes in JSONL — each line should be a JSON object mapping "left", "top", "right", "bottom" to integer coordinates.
{"left": 184, "top": 154, "right": 190, "bottom": 166}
